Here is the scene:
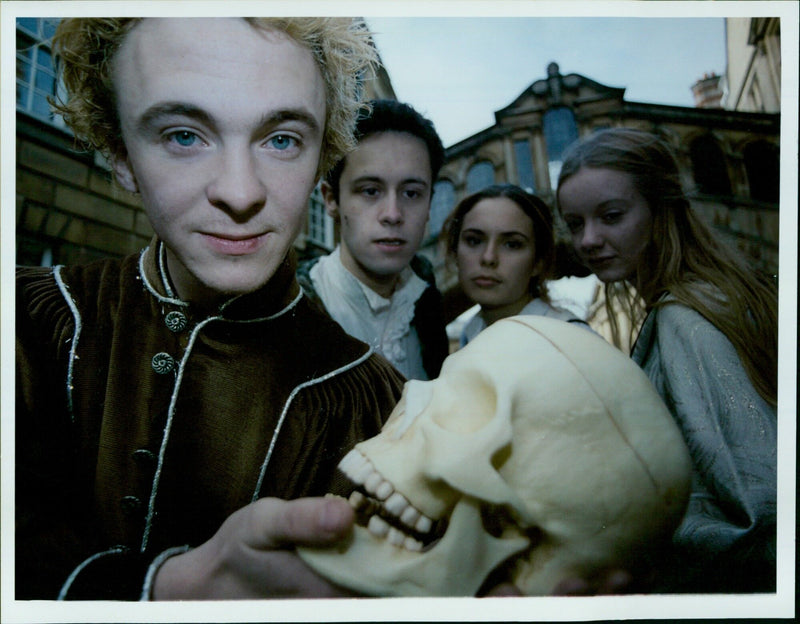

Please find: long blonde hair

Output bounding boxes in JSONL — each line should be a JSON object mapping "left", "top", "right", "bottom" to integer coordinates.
{"left": 557, "top": 128, "right": 777, "bottom": 406}
{"left": 51, "top": 17, "right": 377, "bottom": 177}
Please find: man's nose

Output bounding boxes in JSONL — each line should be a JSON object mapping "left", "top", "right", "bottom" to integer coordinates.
{"left": 206, "top": 147, "right": 267, "bottom": 216}
{"left": 378, "top": 193, "right": 403, "bottom": 225}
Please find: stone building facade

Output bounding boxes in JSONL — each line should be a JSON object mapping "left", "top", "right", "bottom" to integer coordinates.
{"left": 14, "top": 17, "right": 395, "bottom": 268}
{"left": 724, "top": 17, "right": 781, "bottom": 114}
{"left": 424, "top": 61, "right": 781, "bottom": 320}
{"left": 15, "top": 16, "right": 782, "bottom": 293}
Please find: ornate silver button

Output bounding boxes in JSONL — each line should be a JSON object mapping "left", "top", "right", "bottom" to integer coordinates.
{"left": 120, "top": 495, "right": 143, "bottom": 516}
{"left": 151, "top": 352, "right": 176, "bottom": 374}
{"left": 164, "top": 310, "right": 188, "bottom": 333}
{"left": 132, "top": 448, "right": 156, "bottom": 466}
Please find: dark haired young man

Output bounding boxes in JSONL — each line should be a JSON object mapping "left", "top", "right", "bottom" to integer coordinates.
{"left": 298, "top": 99, "right": 449, "bottom": 380}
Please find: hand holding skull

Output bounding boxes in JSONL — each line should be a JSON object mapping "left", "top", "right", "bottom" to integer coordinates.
{"left": 152, "top": 497, "right": 357, "bottom": 599}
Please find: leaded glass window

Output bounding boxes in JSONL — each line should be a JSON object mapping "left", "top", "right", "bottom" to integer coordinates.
{"left": 307, "top": 185, "right": 334, "bottom": 250}
{"left": 543, "top": 106, "right": 578, "bottom": 183}
{"left": 16, "top": 18, "right": 61, "bottom": 123}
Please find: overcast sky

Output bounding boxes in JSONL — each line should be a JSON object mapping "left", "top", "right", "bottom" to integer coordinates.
{"left": 366, "top": 15, "right": 728, "bottom": 146}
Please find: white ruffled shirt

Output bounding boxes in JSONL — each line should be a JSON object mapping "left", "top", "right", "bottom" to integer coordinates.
{"left": 309, "top": 247, "right": 429, "bottom": 380}
{"left": 460, "top": 297, "right": 591, "bottom": 347}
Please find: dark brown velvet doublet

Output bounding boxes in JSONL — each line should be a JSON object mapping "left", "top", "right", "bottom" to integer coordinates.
{"left": 16, "top": 243, "right": 405, "bottom": 599}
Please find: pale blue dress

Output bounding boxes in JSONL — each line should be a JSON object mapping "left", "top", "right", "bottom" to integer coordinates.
{"left": 631, "top": 297, "right": 777, "bottom": 593}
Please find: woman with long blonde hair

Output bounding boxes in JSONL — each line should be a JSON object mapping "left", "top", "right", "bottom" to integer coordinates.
{"left": 557, "top": 128, "right": 777, "bottom": 593}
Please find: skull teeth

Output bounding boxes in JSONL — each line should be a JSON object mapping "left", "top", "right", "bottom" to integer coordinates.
{"left": 414, "top": 515, "right": 433, "bottom": 534}
{"left": 376, "top": 481, "right": 394, "bottom": 500}
{"left": 348, "top": 490, "right": 366, "bottom": 509}
{"left": 338, "top": 449, "right": 434, "bottom": 552}
{"left": 367, "top": 514, "right": 390, "bottom": 537}
{"left": 387, "top": 526, "right": 406, "bottom": 546}
{"left": 400, "top": 505, "right": 420, "bottom": 526}
{"left": 384, "top": 492, "right": 410, "bottom": 516}
{"left": 403, "top": 536, "right": 423, "bottom": 551}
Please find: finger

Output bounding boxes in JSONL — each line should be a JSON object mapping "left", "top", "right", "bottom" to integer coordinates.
{"left": 249, "top": 496, "right": 354, "bottom": 549}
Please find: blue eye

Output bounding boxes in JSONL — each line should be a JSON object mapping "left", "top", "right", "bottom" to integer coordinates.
{"left": 270, "top": 135, "right": 296, "bottom": 150}
{"left": 170, "top": 131, "right": 198, "bottom": 147}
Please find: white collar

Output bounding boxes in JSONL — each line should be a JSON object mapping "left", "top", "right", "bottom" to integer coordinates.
{"left": 310, "top": 247, "right": 429, "bottom": 379}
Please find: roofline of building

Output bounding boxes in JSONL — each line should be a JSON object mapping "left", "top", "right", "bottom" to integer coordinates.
{"left": 445, "top": 100, "right": 780, "bottom": 157}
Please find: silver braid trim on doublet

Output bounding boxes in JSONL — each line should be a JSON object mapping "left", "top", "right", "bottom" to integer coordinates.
{"left": 53, "top": 265, "right": 82, "bottom": 425}
{"left": 220, "top": 287, "right": 304, "bottom": 322}
{"left": 139, "top": 545, "right": 192, "bottom": 600}
{"left": 252, "top": 346, "right": 376, "bottom": 502}
{"left": 136, "top": 240, "right": 352, "bottom": 549}
{"left": 138, "top": 245, "right": 188, "bottom": 308}
{"left": 139, "top": 315, "right": 220, "bottom": 553}
{"left": 57, "top": 546, "right": 128, "bottom": 600}
{"left": 157, "top": 242, "right": 176, "bottom": 299}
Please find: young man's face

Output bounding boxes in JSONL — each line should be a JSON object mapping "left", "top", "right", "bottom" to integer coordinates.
{"left": 323, "top": 131, "right": 432, "bottom": 298}
{"left": 111, "top": 18, "right": 326, "bottom": 306}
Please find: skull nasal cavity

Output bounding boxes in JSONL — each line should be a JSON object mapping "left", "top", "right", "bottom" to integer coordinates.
{"left": 431, "top": 370, "right": 498, "bottom": 433}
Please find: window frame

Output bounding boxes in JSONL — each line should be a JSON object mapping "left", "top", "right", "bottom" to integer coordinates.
{"left": 16, "top": 17, "right": 65, "bottom": 128}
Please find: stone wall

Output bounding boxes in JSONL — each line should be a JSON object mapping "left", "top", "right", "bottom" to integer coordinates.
{"left": 16, "top": 114, "right": 151, "bottom": 266}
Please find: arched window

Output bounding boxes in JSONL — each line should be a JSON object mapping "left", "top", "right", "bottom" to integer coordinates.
{"left": 514, "top": 139, "right": 536, "bottom": 192}
{"left": 543, "top": 106, "right": 578, "bottom": 182}
{"left": 743, "top": 140, "right": 779, "bottom": 203}
{"left": 543, "top": 106, "right": 579, "bottom": 161}
{"left": 467, "top": 161, "right": 495, "bottom": 193}
{"left": 429, "top": 180, "right": 455, "bottom": 238}
{"left": 689, "top": 135, "right": 732, "bottom": 196}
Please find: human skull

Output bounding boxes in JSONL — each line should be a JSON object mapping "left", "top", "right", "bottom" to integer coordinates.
{"left": 298, "top": 316, "right": 691, "bottom": 596}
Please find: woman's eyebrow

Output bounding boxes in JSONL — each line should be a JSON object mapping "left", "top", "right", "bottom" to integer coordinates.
{"left": 499, "top": 231, "right": 531, "bottom": 240}
{"left": 462, "top": 227, "right": 529, "bottom": 239}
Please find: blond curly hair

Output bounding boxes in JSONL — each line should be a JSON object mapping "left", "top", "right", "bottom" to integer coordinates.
{"left": 51, "top": 17, "right": 377, "bottom": 176}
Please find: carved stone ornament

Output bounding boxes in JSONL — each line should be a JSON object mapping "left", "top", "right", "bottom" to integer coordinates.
{"left": 298, "top": 315, "right": 692, "bottom": 596}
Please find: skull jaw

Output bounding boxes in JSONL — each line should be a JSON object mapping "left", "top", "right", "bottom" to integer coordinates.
{"left": 297, "top": 498, "right": 529, "bottom": 597}
{"left": 511, "top": 541, "right": 621, "bottom": 596}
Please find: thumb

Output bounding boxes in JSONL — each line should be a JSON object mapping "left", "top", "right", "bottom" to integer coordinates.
{"left": 250, "top": 496, "right": 354, "bottom": 549}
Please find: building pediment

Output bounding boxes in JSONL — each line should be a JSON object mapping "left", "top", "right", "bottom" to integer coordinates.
{"left": 496, "top": 62, "right": 626, "bottom": 121}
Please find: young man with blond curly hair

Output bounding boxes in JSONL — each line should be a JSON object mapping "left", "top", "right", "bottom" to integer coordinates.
{"left": 16, "top": 17, "right": 405, "bottom": 601}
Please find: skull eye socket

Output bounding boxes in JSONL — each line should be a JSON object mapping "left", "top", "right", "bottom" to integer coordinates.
{"left": 431, "top": 369, "right": 497, "bottom": 433}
